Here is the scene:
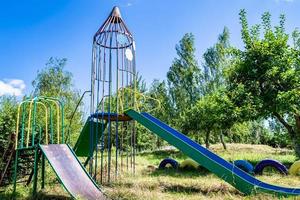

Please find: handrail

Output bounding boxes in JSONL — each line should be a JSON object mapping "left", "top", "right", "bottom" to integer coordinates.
{"left": 16, "top": 98, "right": 32, "bottom": 148}
{"left": 117, "top": 87, "right": 161, "bottom": 113}
{"left": 65, "top": 90, "right": 91, "bottom": 143}
{"left": 38, "top": 96, "right": 64, "bottom": 143}
{"left": 26, "top": 100, "right": 49, "bottom": 147}
{"left": 15, "top": 96, "right": 64, "bottom": 149}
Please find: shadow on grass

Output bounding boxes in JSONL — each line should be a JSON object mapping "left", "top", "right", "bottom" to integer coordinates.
{"left": 0, "top": 192, "right": 14, "bottom": 200}
{"left": 148, "top": 167, "right": 210, "bottom": 178}
{"left": 29, "top": 192, "right": 71, "bottom": 200}
{"left": 139, "top": 149, "right": 186, "bottom": 161}
{"left": 162, "top": 183, "right": 243, "bottom": 196}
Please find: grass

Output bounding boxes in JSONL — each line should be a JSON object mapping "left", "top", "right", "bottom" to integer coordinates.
{"left": 1, "top": 143, "right": 300, "bottom": 199}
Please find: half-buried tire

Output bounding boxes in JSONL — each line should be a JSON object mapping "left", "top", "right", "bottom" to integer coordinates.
{"left": 180, "top": 159, "right": 200, "bottom": 170}
{"left": 289, "top": 160, "right": 300, "bottom": 175}
{"left": 233, "top": 160, "right": 254, "bottom": 174}
{"left": 159, "top": 158, "right": 179, "bottom": 169}
{"left": 254, "top": 159, "right": 288, "bottom": 175}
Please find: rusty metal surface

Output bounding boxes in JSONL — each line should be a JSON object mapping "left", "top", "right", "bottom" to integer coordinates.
{"left": 40, "top": 144, "right": 106, "bottom": 200}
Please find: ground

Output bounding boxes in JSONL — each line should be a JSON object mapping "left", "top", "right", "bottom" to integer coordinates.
{"left": 1, "top": 143, "right": 300, "bottom": 200}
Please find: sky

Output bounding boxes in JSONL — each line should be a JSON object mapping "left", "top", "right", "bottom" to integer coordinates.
{"left": 0, "top": 0, "right": 300, "bottom": 98}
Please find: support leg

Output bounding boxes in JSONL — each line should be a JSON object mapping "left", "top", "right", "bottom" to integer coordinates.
{"left": 32, "top": 147, "right": 39, "bottom": 196}
{"left": 41, "top": 154, "right": 45, "bottom": 189}
{"left": 12, "top": 149, "right": 19, "bottom": 198}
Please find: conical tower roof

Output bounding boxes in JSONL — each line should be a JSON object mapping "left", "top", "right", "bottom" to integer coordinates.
{"left": 93, "top": 6, "right": 133, "bottom": 48}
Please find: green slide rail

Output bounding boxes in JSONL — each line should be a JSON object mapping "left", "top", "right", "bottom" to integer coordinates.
{"left": 125, "top": 109, "right": 300, "bottom": 197}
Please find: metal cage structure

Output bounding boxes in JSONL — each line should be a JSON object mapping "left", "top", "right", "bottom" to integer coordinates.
{"left": 89, "top": 6, "right": 137, "bottom": 183}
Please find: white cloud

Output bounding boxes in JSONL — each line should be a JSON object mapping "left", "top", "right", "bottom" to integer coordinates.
{"left": 126, "top": 2, "right": 132, "bottom": 7}
{"left": 0, "top": 79, "right": 26, "bottom": 97}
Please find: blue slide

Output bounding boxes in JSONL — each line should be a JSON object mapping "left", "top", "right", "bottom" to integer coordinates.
{"left": 125, "top": 109, "right": 300, "bottom": 197}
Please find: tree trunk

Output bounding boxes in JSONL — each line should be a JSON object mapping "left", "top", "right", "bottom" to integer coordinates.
{"left": 220, "top": 131, "right": 227, "bottom": 150}
{"left": 274, "top": 112, "right": 300, "bottom": 158}
{"left": 205, "top": 130, "right": 210, "bottom": 149}
{"left": 293, "top": 115, "right": 300, "bottom": 158}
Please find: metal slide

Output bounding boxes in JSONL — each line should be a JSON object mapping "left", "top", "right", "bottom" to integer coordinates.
{"left": 40, "top": 144, "right": 106, "bottom": 200}
{"left": 125, "top": 109, "right": 300, "bottom": 197}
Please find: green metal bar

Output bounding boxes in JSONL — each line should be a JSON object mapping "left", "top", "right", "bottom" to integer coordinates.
{"left": 41, "top": 154, "right": 45, "bottom": 189}
{"left": 50, "top": 104, "right": 53, "bottom": 144}
{"left": 66, "top": 90, "right": 91, "bottom": 143}
{"left": 12, "top": 149, "right": 19, "bottom": 197}
{"left": 42, "top": 100, "right": 53, "bottom": 144}
{"left": 61, "top": 103, "right": 64, "bottom": 144}
{"left": 31, "top": 99, "right": 37, "bottom": 146}
{"left": 32, "top": 147, "right": 39, "bottom": 196}
{"left": 16, "top": 146, "right": 36, "bottom": 151}
{"left": 20, "top": 103, "right": 26, "bottom": 148}
{"left": 38, "top": 125, "right": 42, "bottom": 144}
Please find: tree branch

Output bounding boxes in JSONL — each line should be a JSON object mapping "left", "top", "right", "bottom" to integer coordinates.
{"left": 273, "top": 112, "right": 294, "bottom": 136}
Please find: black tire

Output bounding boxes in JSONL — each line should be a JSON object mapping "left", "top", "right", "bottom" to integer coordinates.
{"left": 254, "top": 159, "right": 288, "bottom": 175}
{"left": 159, "top": 158, "right": 179, "bottom": 169}
{"left": 233, "top": 160, "right": 254, "bottom": 174}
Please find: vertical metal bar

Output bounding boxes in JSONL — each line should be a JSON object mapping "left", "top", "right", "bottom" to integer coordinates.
{"left": 32, "top": 147, "right": 39, "bottom": 196}
{"left": 89, "top": 43, "right": 96, "bottom": 175}
{"left": 61, "top": 103, "right": 64, "bottom": 144}
{"left": 41, "top": 154, "right": 45, "bottom": 189}
{"left": 49, "top": 105, "right": 53, "bottom": 144}
{"left": 115, "top": 26, "right": 119, "bottom": 180}
{"left": 20, "top": 103, "right": 26, "bottom": 148}
{"left": 32, "top": 99, "right": 37, "bottom": 146}
{"left": 12, "top": 149, "right": 19, "bottom": 197}
{"left": 107, "top": 33, "right": 113, "bottom": 183}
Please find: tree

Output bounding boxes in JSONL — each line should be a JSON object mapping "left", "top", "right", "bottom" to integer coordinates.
{"left": 0, "top": 96, "right": 18, "bottom": 167}
{"left": 200, "top": 27, "right": 232, "bottom": 147}
{"left": 185, "top": 89, "right": 239, "bottom": 149}
{"left": 226, "top": 10, "right": 300, "bottom": 157}
{"left": 32, "top": 57, "right": 83, "bottom": 146}
{"left": 147, "top": 79, "right": 173, "bottom": 148}
{"left": 167, "top": 33, "right": 202, "bottom": 116}
{"left": 203, "top": 27, "right": 231, "bottom": 95}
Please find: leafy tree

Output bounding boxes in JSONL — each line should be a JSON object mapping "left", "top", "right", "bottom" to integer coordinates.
{"left": 0, "top": 96, "right": 18, "bottom": 167}
{"left": 32, "top": 57, "right": 83, "bottom": 146}
{"left": 146, "top": 79, "right": 173, "bottom": 148}
{"left": 199, "top": 27, "right": 232, "bottom": 147}
{"left": 226, "top": 10, "right": 300, "bottom": 157}
{"left": 167, "top": 33, "right": 202, "bottom": 116}
{"left": 186, "top": 89, "right": 239, "bottom": 149}
{"left": 203, "top": 27, "right": 231, "bottom": 94}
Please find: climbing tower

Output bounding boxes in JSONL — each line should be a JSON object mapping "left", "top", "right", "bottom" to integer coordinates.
{"left": 89, "top": 6, "right": 137, "bottom": 183}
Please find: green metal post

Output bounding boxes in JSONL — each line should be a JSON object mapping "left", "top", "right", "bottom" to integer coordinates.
{"left": 61, "top": 103, "right": 64, "bottom": 143}
{"left": 50, "top": 105, "right": 53, "bottom": 144}
{"left": 12, "top": 149, "right": 19, "bottom": 197}
{"left": 32, "top": 99, "right": 37, "bottom": 146}
{"left": 41, "top": 154, "right": 45, "bottom": 189}
{"left": 20, "top": 103, "right": 26, "bottom": 148}
{"left": 32, "top": 147, "right": 39, "bottom": 196}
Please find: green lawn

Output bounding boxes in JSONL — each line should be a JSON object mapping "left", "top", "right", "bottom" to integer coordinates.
{"left": 2, "top": 143, "right": 300, "bottom": 200}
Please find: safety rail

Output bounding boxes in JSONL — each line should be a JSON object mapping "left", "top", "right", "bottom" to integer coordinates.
{"left": 15, "top": 96, "right": 64, "bottom": 149}
{"left": 117, "top": 87, "right": 161, "bottom": 113}
{"left": 65, "top": 90, "right": 91, "bottom": 143}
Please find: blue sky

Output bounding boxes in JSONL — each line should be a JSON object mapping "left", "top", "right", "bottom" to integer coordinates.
{"left": 0, "top": 0, "right": 300, "bottom": 97}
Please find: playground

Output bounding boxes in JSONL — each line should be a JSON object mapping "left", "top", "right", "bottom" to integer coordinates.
{"left": 1, "top": 2, "right": 300, "bottom": 200}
